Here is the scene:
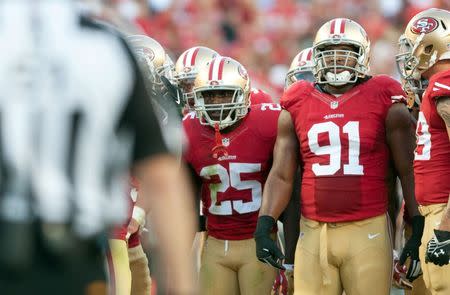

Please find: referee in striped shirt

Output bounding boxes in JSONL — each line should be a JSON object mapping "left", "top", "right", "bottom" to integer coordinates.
{"left": 0, "top": 1, "right": 196, "bottom": 294}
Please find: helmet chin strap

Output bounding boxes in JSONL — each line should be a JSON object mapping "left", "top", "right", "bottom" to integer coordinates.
{"left": 325, "top": 70, "right": 352, "bottom": 86}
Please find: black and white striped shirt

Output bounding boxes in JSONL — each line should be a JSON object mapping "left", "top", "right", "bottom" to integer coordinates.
{"left": 0, "top": 1, "right": 167, "bottom": 238}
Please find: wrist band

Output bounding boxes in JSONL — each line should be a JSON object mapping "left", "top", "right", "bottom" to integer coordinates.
{"left": 132, "top": 206, "right": 146, "bottom": 227}
{"left": 283, "top": 264, "right": 294, "bottom": 271}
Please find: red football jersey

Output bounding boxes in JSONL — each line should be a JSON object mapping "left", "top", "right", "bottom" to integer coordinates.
{"left": 281, "top": 76, "right": 406, "bottom": 222}
{"left": 110, "top": 178, "right": 141, "bottom": 248}
{"left": 183, "top": 103, "right": 280, "bottom": 240}
{"left": 414, "top": 70, "right": 450, "bottom": 205}
{"left": 250, "top": 88, "right": 273, "bottom": 104}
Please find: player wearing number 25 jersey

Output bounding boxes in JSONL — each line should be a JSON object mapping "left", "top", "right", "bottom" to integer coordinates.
{"left": 183, "top": 56, "right": 279, "bottom": 295}
{"left": 256, "top": 18, "right": 423, "bottom": 295}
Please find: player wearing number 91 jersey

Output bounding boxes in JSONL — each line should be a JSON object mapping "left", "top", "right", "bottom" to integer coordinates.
{"left": 182, "top": 56, "right": 279, "bottom": 295}
{"left": 255, "top": 18, "right": 423, "bottom": 295}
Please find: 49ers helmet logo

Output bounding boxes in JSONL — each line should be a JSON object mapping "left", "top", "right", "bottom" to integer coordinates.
{"left": 411, "top": 17, "right": 438, "bottom": 34}
{"left": 143, "top": 48, "right": 155, "bottom": 61}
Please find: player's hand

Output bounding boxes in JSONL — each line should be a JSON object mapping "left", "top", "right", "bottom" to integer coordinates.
{"left": 271, "top": 265, "right": 294, "bottom": 295}
{"left": 126, "top": 218, "right": 140, "bottom": 239}
{"left": 254, "top": 216, "right": 285, "bottom": 270}
{"left": 126, "top": 206, "right": 146, "bottom": 240}
{"left": 425, "top": 229, "right": 450, "bottom": 266}
{"left": 399, "top": 215, "right": 424, "bottom": 281}
{"left": 393, "top": 260, "right": 413, "bottom": 290}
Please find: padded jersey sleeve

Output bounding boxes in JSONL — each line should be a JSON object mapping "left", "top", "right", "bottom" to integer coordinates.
{"left": 428, "top": 69, "right": 450, "bottom": 102}
{"left": 250, "top": 88, "right": 274, "bottom": 104}
{"left": 373, "top": 75, "right": 407, "bottom": 105}
{"left": 181, "top": 112, "right": 197, "bottom": 164}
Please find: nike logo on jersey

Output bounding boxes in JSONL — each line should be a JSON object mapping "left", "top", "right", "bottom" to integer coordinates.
{"left": 368, "top": 233, "right": 380, "bottom": 239}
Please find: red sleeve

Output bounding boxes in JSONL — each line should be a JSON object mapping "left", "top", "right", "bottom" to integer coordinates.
{"left": 428, "top": 69, "right": 450, "bottom": 102}
{"left": 280, "top": 80, "right": 309, "bottom": 111}
{"left": 182, "top": 114, "right": 196, "bottom": 164}
{"left": 251, "top": 104, "right": 281, "bottom": 140}
{"left": 373, "top": 75, "right": 407, "bottom": 105}
{"left": 250, "top": 88, "right": 273, "bottom": 104}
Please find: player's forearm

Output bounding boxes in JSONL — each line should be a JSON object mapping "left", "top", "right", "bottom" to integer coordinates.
{"left": 387, "top": 104, "right": 419, "bottom": 217}
{"left": 436, "top": 96, "right": 450, "bottom": 141}
{"left": 282, "top": 171, "right": 300, "bottom": 264}
{"left": 399, "top": 171, "right": 420, "bottom": 218}
{"left": 260, "top": 172, "right": 294, "bottom": 220}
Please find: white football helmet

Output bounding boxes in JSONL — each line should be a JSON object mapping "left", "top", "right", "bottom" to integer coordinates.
{"left": 396, "top": 8, "right": 450, "bottom": 105}
{"left": 193, "top": 56, "right": 250, "bottom": 129}
{"left": 313, "top": 18, "right": 370, "bottom": 86}
{"left": 285, "top": 47, "right": 314, "bottom": 88}
{"left": 174, "top": 46, "right": 219, "bottom": 109}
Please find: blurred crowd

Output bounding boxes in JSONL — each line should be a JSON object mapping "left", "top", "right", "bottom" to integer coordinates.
{"left": 106, "top": 0, "right": 450, "bottom": 98}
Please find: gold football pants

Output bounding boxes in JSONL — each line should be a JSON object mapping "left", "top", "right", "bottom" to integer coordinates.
{"left": 418, "top": 204, "right": 450, "bottom": 295}
{"left": 200, "top": 236, "right": 277, "bottom": 295}
{"left": 294, "top": 214, "right": 392, "bottom": 295}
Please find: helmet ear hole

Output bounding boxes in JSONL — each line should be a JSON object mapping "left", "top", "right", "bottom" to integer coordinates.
{"left": 424, "top": 45, "right": 433, "bottom": 54}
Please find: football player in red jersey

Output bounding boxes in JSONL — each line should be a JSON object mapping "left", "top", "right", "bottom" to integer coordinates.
{"left": 397, "top": 8, "right": 450, "bottom": 294}
{"left": 175, "top": 46, "right": 220, "bottom": 113}
{"left": 270, "top": 48, "right": 316, "bottom": 295}
{"left": 392, "top": 80, "right": 430, "bottom": 294}
{"left": 183, "top": 56, "right": 281, "bottom": 294}
{"left": 285, "top": 47, "right": 315, "bottom": 88}
{"left": 254, "top": 18, "right": 423, "bottom": 295}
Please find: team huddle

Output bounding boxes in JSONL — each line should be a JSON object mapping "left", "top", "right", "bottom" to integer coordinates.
{"left": 110, "top": 7, "right": 450, "bottom": 295}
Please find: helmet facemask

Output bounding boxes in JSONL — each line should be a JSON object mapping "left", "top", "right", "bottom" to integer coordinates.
{"left": 396, "top": 34, "right": 427, "bottom": 81}
{"left": 177, "top": 76, "right": 196, "bottom": 110}
{"left": 194, "top": 88, "right": 248, "bottom": 130}
{"left": 285, "top": 70, "right": 315, "bottom": 88}
{"left": 314, "top": 43, "right": 367, "bottom": 86}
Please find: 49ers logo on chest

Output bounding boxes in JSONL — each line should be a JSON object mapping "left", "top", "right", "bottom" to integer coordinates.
{"left": 411, "top": 17, "right": 438, "bottom": 34}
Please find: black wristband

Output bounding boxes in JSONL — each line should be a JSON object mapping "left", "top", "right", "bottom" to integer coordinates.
{"left": 434, "top": 229, "right": 450, "bottom": 241}
{"left": 198, "top": 215, "right": 206, "bottom": 232}
{"left": 254, "top": 215, "right": 276, "bottom": 238}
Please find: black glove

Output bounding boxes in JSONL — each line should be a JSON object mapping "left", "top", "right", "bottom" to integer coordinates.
{"left": 399, "top": 215, "right": 424, "bottom": 281}
{"left": 198, "top": 215, "right": 206, "bottom": 232}
{"left": 425, "top": 229, "right": 450, "bottom": 266}
{"left": 254, "top": 215, "right": 285, "bottom": 270}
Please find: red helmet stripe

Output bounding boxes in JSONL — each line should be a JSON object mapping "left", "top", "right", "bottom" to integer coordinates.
{"left": 297, "top": 51, "right": 304, "bottom": 63}
{"left": 340, "top": 19, "right": 346, "bottom": 34}
{"left": 191, "top": 47, "right": 200, "bottom": 66}
{"left": 306, "top": 48, "right": 313, "bottom": 60}
{"left": 208, "top": 58, "right": 216, "bottom": 81}
{"left": 330, "top": 19, "right": 336, "bottom": 34}
{"left": 217, "top": 57, "right": 225, "bottom": 80}
{"left": 182, "top": 51, "right": 188, "bottom": 66}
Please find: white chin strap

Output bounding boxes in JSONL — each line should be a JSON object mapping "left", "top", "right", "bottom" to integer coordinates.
{"left": 325, "top": 71, "right": 352, "bottom": 86}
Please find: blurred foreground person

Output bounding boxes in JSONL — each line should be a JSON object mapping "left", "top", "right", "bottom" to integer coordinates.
{"left": 0, "top": 1, "right": 196, "bottom": 294}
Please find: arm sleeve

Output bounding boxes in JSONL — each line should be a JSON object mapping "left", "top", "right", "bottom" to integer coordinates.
{"left": 280, "top": 81, "right": 308, "bottom": 110}
{"left": 429, "top": 71, "right": 450, "bottom": 102}
{"left": 381, "top": 76, "right": 407, "bottom": 105}
{"left": 115, "top": 36, "right": 168, "bottom": 164}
